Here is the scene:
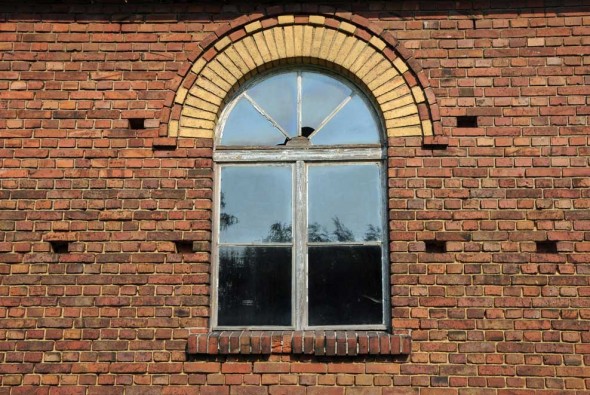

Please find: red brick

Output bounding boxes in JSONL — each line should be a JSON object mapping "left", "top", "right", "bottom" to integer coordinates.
{"left": 1, "top": 4, "right": 590, "bottom": 394}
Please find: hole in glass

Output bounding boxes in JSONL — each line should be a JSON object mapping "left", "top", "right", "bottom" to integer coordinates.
{"left": 301, "top": 126, "right": 315, "bottom": 137}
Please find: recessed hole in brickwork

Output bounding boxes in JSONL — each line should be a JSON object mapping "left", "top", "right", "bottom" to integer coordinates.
{"left": 152, "top": 138, "right": 178, "bottom": 151}
{"left": 536, "top": 241, "right": 558, "bottom": 254}
{"left": 425, "top": 240, "right": 446, "bottom": 253}
{"left": 175, "top": 241, "right": 194, "bottom": 253}
{"left": 456, "top": 116, "right": 478, "bottom": 128}
{"left": 50, "top": 241, "right": 70, "bottom": 254}
{"left": 128, "top": 118, "right": 145, "bottom": 130}
{"left": 152, "top": 145, "right": 177, "bottom": 151}
{"left": 422, "top": 140, "right": 448, "bottom": 151}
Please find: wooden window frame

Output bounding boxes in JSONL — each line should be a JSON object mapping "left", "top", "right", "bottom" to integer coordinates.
{"left": 211, "top": 68, "right": 390, "bottom": 332}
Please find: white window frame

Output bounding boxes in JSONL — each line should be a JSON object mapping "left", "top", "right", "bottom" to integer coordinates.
{"left": 210, "top": 68, "right": 390, "bottom": 331}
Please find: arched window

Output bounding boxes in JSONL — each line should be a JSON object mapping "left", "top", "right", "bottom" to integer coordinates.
{"left": 213, "top": 68, "right": 388, "bottom": 329}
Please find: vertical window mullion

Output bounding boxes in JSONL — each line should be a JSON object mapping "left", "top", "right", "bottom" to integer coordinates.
{"left": 297, "top": 71, "right": 302, "bottom": 137}
{"left": 293, "top": 160, "right": 307, "bottom": 329}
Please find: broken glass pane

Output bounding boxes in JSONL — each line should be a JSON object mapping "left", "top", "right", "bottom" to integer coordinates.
{"left": 308, "top": 245, "right": 382, "bottom": 326}
{"left": 218, "top": 246, "right": 292, "bottom": 326}
{"left": 248, "top": 71, "right": 298, "bottom": 137}
{"left": 311, "top": 94, "right": 381, "bottom": 145}
{"left": 220, "top": 166, "right": 292, "bottom": 243}
{"left": 308, "top": 164, "right": 382, "bottom": 243}
{"left": 301, "top": 71, "right": 352, "bottom": 132}
{"left": 220, "top": 97, "right": 286, "bottom": 146}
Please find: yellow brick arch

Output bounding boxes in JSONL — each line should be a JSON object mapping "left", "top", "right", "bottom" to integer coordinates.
{"left": 169, "top": 16, "right": 434, "bottom": 140}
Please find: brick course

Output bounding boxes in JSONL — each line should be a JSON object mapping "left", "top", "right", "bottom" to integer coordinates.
{"left": 1, "top": 0, "right": 590, "bottom": 393}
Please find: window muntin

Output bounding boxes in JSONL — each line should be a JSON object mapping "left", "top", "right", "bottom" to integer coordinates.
{"left": 213, "top": 68, "right": 387, "bottom": 330}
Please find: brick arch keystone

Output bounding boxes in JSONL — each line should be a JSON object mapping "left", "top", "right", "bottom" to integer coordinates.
{"left": 163, "top": 12, "right": 441, "bottom": 141}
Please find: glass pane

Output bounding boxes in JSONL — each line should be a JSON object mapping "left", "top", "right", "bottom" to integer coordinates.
{"left": 308, "top": 245, "right": 382, "bottom": 326}
{"left": 220, "top": 166, "right": 292, "bottom": 243}
{"left": 311, "top": 95, "right": 381, "bottom": 145}
{"left": 248, "top": 71, "right": 298, "bottom": 137}
{"left": 220, "top": 97, "right": 286, "bottom": 146}
{"left": 301, "top": 71, "right": 352, "bottom": 132}
{"left": 218, "top": 246, "right": 292, "bottom": 326}
{"left": 308, "top": 164, "right": 382, "bottom": 243}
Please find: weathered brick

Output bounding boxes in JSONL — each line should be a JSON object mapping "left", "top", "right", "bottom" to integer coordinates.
{"left": 1, "top": 3, "right": 590, "bottom": 395}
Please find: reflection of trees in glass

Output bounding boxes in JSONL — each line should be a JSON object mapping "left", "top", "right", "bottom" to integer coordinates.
{"left": 221, "top": 248, "right": 244, "bottom": 270}
{"left": 220, "top": 192, "right": 239, "bottom": 231}
{"left": 308, "top": 218, "right": 381, "bottom": 242}
{"left": 308, "top": 222, "right": 331, "bottom": 242}
{"left": 332, "top": 217, "right": 354, "bottom": 242}
{"left": 364, "top": 224, "right": 381, "bottom": 242}
{"left": 264, "top": 222, "right": 292, "bottom": 242}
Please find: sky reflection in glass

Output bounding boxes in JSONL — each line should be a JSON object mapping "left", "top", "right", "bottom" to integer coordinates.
{"left": 310, "top": 94, "right": 380, "bottom": 145}
{"left": 220, "top": 166, "right": 292, "bottom": 244}
{"left": 308, "top": 164, "right": 382, "bottom": 243}
{"left": 302, "top": 71, "right": 351, "bottom": 131}
{"left": 222, "top": 98, "right": 286, "bottom": 146}
{"left": 220, "top": 70, "right": 380, "bottom": 146}
{"left": 248, "top": 72, "right": 298, "bottom": 136}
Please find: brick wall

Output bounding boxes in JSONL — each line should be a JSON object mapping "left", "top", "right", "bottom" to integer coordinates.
{"left": 1, "top": 1, "right": 590, "bottom": 394}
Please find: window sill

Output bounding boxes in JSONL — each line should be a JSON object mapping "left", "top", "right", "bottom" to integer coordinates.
{"left": 187, "top": 331, "right": 411, "bottom": 356}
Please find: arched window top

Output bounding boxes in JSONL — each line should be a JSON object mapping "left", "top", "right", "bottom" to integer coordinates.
{"left": 218, "top": 69, "right": 382, "bottom": 147}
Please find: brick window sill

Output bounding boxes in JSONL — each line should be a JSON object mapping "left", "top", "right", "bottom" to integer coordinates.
{"left": 187, "top": 331, "right": 411, "bottom": 356}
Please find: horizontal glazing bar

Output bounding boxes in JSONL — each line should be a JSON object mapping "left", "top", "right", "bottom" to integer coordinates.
{"left": 214, "top": 147, "right": 384, "bottom": 162}
{"left": 218, "top": 243, "right": 293, "bottom": 247}
{"left": 307, "top": 242, "right": 382, "bottom": 246}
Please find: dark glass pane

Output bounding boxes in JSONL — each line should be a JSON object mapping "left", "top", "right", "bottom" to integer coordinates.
{"left": 308, "top": 164, "right": 382, "bottom": 243}
{"left": 220, "top": 97, "right": 286, "bottom": 146}
{"left": 220, "top": 166, "right": 292, "bottom": 244}
{"left": 248, "top": 71, "right": 298, "bottom": 137}
{"left": 218, "top": 246, "right": 292, "bottom": 326}
{"left": 308, "top": 245, "right": 382, "bottom": 326}
{"left": 311, "top": 94, "right": 381, "bottom": 145}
